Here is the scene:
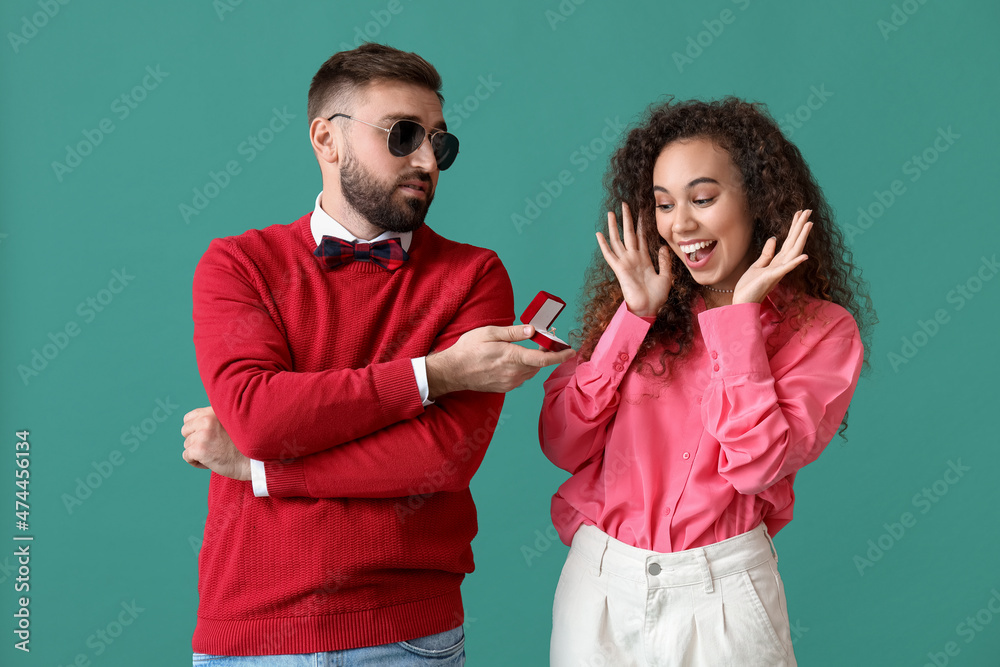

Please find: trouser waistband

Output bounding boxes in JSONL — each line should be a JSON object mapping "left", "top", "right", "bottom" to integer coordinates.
{"left": 569, "top": 523, "right": 777, "bottom": 592}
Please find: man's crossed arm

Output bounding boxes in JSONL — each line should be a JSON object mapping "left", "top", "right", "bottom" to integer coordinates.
{"left": 181, "top": 322, "right": 573, "bottom": 489}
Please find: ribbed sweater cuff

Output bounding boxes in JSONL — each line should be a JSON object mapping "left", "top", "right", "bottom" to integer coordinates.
{"left": 263, "top": 459, "right": 307, "bottom": 497}
{"left": 372, "top": 357, "right": 425, "bottom": 418}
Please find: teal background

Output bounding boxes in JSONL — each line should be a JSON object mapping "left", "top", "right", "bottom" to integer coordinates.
{"left": 2, "top": 0, "right": 999, "bottom": 664}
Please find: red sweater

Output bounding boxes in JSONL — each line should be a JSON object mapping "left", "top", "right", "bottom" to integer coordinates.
{"left": 190, "top": 212, "right": 514, "bottom": 655}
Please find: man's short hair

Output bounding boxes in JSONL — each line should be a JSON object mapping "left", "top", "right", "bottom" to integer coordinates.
{"left": 307, "top": 43, "right": 444, "bottom": 122}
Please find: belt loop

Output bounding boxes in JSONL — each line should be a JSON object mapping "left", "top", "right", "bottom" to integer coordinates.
{"left": 595, "top": 531, "right": 609, "bottom": 576}
{"left": 762, "top": 523, "right": 778, "bottom": 563}
{"left": 695, "top": 548, "right": 714, "bottom": 593}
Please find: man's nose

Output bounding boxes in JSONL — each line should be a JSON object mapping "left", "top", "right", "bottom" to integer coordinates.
{"left": 409, "top": 135, "right": 438, "bottom": 172}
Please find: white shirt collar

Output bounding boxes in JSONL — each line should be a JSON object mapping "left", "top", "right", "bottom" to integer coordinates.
{"left": 309, "top": 192, "right": 412, "bottom": 252}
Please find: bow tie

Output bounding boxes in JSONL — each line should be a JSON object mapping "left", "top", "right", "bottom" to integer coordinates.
{"left": 313, "top": 236, "right": 409, "bottom": 271}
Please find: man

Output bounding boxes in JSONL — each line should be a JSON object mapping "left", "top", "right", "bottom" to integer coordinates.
{"left": 182, "top": 43, "right": 573, "bottom": 664}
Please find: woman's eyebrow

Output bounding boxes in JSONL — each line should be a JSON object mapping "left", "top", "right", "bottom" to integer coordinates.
{"left": 653, "top": 177, "right": 721, "bottom": 194}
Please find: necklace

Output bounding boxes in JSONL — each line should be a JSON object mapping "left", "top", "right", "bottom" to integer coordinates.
{"left": 703, "top": 285, "right": 734, "bottom": 293}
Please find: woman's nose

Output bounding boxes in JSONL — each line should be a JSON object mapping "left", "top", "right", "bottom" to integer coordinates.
{"left": 671, "top": 208, "right": 698, "bottom": 235}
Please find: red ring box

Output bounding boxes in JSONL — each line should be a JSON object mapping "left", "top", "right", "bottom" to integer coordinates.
{"left": 520, "top": 291, "right": 571, "bottom": 352}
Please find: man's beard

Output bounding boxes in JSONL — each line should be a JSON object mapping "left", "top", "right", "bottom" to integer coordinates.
{"left": 340, "top": 150, "right": 433, "bottom": 234}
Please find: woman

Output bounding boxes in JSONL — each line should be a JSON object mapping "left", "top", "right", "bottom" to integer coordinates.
{"left": 540, "top": 97, "right": 874, "bottom": 666}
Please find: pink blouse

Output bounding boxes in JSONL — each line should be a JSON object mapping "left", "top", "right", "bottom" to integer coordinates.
{"left": 539, "top": 287, "right": 864, "bottom": 552}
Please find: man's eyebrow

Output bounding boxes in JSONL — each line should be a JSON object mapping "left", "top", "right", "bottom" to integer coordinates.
{"left": 653, "top": 177, "right": 720, "bottom": 194}
{"left": 378, "top": 113, "right": 448, "bottom": 132}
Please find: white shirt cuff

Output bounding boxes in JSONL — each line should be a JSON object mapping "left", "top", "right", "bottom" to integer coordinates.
{"left": 250, "top": 459, "right": 269, "bottom": 497}
{"left": 411, "top": 357, "right": 434, "bottom": 407}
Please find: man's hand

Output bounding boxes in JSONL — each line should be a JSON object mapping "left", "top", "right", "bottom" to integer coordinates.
{"left": 426, "top": 325, "right": 576, "bottom": 399}
{"left": 181, "top": 406, "right": 251, "bottom": 481}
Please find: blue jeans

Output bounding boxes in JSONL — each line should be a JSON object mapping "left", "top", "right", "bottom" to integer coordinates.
{"left": 192, "top": 626, "right": 464, "bottom": 666}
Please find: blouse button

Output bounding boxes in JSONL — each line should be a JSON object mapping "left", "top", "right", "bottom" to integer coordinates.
{"left": 663, "top": 507, "right": 671, "bottom": 516}
{"left": 613, "top": 363, "right": 624, "bottom": 372}
{"left": 618, "top": 352, "right": 629, "bottom": 361}
{"left": 682, "top": 452, "right": 690, "bottom": 460}
{"left": 713, "top": 364, "right": 720, "bottom": 372}
{"left": 711, "top": 351, "right": 718, "bottom": 359}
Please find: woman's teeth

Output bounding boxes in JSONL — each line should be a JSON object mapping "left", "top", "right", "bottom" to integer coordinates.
{"left": 680, "top": 240, "right": 716, "bottom": 262}
{"left": 680, "top": 241, "right": 714, "bottom": 253}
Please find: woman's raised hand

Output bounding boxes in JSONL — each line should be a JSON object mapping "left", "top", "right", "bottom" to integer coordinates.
{"left": 732, "top": 209, "right": 813, "bottom": 305}
{"left": 596, "top": 202, "right": 672, "bottom": 318}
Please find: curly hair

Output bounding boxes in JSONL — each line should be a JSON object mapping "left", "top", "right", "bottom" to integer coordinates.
{"left": 574, "top": 96, "right": 875, "bottom": 406}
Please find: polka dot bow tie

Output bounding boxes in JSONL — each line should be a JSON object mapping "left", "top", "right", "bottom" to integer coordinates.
{"left": 313, "top": 236, "right": 409, "bottom": 271}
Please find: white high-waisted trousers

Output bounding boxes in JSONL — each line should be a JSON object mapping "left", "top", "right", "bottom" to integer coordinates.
{"left": 551, "top": 522, "right": 797, "bottom": 667}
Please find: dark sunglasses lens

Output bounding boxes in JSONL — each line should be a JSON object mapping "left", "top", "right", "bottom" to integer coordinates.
{"left": 432, "top": 133, "right": 460, "bottom": 170}
{"left": 388, "top": 120, "right": 425, "bottom": 157}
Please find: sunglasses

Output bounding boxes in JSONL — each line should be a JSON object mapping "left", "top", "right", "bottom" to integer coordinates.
{"left": 327, "top": 113, "right": 460, "bottom": 170}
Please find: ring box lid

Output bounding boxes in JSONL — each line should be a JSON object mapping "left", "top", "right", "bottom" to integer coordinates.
{"left": 520, "top": 291, "right": 570, "bottom": 350}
